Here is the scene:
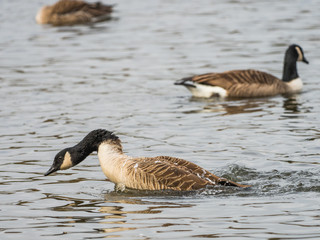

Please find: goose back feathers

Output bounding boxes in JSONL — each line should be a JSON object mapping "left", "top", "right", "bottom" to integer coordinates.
{"left": 45, "top": 129, "right": 249, "bottom": 191}
{"left": 178, "top": 69, "right": 289, "bottom": 98}
{"left": 36, "top": 0, "right": 113, "bottom": 26}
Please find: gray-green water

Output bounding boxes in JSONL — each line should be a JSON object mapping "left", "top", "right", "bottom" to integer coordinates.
{"left": 1, "top": 0, "right": 320, "bottom": 239}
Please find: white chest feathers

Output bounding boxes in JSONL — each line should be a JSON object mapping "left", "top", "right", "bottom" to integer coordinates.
{"left": 187, "top": 83, "right": 228, "bottom": 98}
{"left": 287, "top": 78, "right": 303, "bottom": 93}
{"left": 97, "top": 142, "right": 127, "bottom": 184}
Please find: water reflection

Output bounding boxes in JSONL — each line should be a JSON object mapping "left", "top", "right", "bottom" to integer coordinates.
{"left": 182, "top": 98, "right": 272, "bottom": 115}
{"left": 282, "top": 96, "right": 301, "bottom": 114}
{"left": 181, "top": 95, "right": 310, "bottom": 117}
{"left": 40, "top": 192, "right": 195, "bottom": 238}
{"left": 55, "top": 24, "right": 115, "bottom": 36}
{"left": 281, "top": 95, "right": 315, "bottom": 120}
{"left": 98, "top": 194, "right": 195, "bottom": 236}
{"left": 37, "top": 166, "right": 320, "bottom": 238}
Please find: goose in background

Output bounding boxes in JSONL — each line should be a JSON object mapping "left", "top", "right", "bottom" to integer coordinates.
{"left": 175, "top": 44, "right": 308, "bottom": 98}
{"left": 44, "top": 129, "right": 250, "bottom": 191}
{"left": 36, "top": 0, "right": 113, "bottom": 26}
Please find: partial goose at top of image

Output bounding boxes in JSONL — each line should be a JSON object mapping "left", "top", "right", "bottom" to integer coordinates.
{"left": 36, "top": 0, "right": 114, "bottom": 26}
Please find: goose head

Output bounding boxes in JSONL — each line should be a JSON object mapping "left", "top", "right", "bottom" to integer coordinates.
{"left": 44, "top": 129, "right": 120, "bottom": 176}
{"left": 287, "top": 44, "right": 309, "bottom": 64}
{"left": 282, "top": 44, "right": 308, "bottom": 83}
{"left": 44, "top": 147, "right": 77, "bottom": 176}
{"left": 36, "top": 6, "right": 51, "bottom": 24}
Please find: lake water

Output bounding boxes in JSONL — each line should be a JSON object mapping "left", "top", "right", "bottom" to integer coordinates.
{"left": 1, "top": 0, "right": 320, "bottom": 239}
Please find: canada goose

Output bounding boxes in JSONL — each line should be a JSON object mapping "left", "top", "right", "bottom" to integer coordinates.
{"left": 175, "top": 44, "right": 309, "bottom": 98}
{"left": 36, "top": 0, "right": 113, "bottom": 26}
{"left": 44, "top": 129, "right": 249, "bottom": 191}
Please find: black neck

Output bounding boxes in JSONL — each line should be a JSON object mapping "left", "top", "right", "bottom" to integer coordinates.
{"left": 282, "top": 57, "right": 299, "bottom": 82}
{"left": 70, "top": 129, "right": 119, "bottom": 166}
{"left": 282, "top": 46, "right": 300, "bottom": 82}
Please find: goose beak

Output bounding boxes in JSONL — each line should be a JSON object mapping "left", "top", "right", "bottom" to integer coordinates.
{"left": 302, "top": 57, "right": 309, "bottom": 64}
{"left": 44, "top": 165, "right": 58, "bottom": 176}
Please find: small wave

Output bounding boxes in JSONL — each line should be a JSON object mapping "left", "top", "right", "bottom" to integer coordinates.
{"left": 215, "top": 164, "right": 320, "bottom": 197}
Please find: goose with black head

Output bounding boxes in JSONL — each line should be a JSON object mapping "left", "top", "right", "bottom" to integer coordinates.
{"left": 45, "top": 129, "right": 250, "bottom": 191}
{"left": 175, "top": 44, "right": 309, "bottom": 98}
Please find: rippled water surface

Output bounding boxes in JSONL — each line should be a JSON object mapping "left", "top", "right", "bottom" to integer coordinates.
{"left": 1, "top": 0, "right": 320, "bottom": 239}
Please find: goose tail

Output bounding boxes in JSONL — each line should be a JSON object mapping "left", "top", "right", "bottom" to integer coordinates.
{"left": 174, "top": 77, "right": 196, "bottom": 88}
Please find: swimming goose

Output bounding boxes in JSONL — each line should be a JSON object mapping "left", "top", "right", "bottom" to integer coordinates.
{"left": 175, "top": 44, "right": 309, "bottom": 98}
{"left": 36, "top": 0, "right": 113, "bottom": 26}
{"left": 44, "top": 129, "right": 249, "bottom": 191}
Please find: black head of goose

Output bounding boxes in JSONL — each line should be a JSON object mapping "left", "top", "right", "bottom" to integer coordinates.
{"left": 36, "top": 0, "right": 113, "bottom": 26}
{"left": 45, "top": 129, "right": 250, "bottom": 191}
{"left": 175, "top": 44, "right": 309, "bottom": 98}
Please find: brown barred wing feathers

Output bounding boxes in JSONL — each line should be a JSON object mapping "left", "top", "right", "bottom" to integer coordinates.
{"left": 125, "top": 156, "right": 248, "bottom": 191}
{"left": 124, "top": 157, "right": 209, "bottom": 191}
{"left": 156, "top": 156, "right": 249, "bottom": 188}
{"left": 37, "top": 0, "right": 113, "bottom": 26}
{"left": 50, "top": 0, "right": 87, "bottom": 14}
{"left": 191, "top": 70, "right": 287, "bottom": 98}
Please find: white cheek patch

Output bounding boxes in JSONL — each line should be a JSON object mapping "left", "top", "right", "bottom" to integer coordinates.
{"left": 60, "top": 152, "right": 73, "bottom": 170}
{"left": 295, "top": 46, "right": 303, "bottom": 61}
